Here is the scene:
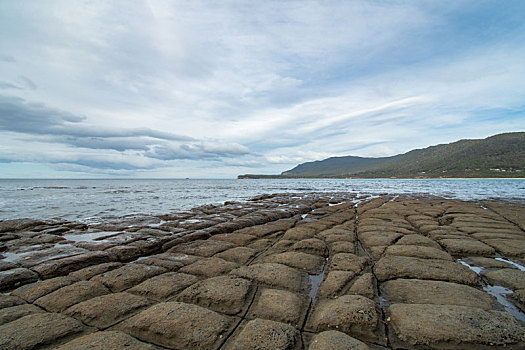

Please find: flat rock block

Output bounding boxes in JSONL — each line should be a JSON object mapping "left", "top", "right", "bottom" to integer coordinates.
{"left": 0, "top": 268, "right": 39, "bottom": 290}
{"left": 215, "top": 247, "right": 257, "bottom": 264}
{"left": 105, "top": 245, "right": 142, "bottom": 262}
{"left": 348, "top": 272, "right": 376, "bottom": 299}
{"left": 176, "top": 275, "right": 253, "bottom": 315}
{"left": 31, "top": 251, "right": 113, "bottom": 278}
{"left": 0, "top": 312, "right": 84, "bottom": 350}
{"left": 247, "top": 238, "right": 273, "bottom": 252}
{"left": 305, "top": 295, "right": 379, "bottom": 342}
{"left": 463, "top": 257, "right": 514, "bottom": 269}
{"left": 387, "top": 303, "right": 525, "bottom": 349}
{"left": 135, "top": 256, "right": 184, "bottom": 271}
{"left": 395, "top": 234, "right": 441, "bottom": 249}
{"left": 118, "top": 301, "right": 232, "bottom": 350}
{"left": 384, "top": 245, "right": 453, "bottom": 261}
{"left": 282, "top": 226, "right": 317, "bottom": 241}
{"left": 0, "top": 261, "right": 18, "bottom": 272}
{"left": 35, "top": 280, "right": 110, "bottom": 312}
{"left": 68, "top": 262, "right": 122, "bottom": 280}
{"left": 318, "top": 271, "right": 355, "bottom": 297}
{"left": 381, "top": 279, "right": 494, "bottom": 309}
{"left": 0, "top": 303, "right": 44, "bottom": 326}
{"left": 0, "top": 295, "right": 25, "bottom": 309}
{"left": 328, "top": 241, "right": 356, "bottom": 254}
{"left": 260, "top": 251, "right": 325, "bottom": 273}
{"left": 64, "top": 292, "right": 153, "bottom": 329}
{"left": 373, "top": 256, "right": 479, "bottom": 285}
{"left": 128, "top": 272, "right": 199, "bottom": 300}
{"left": 482, "top": 239, "right": 525, "bottom": 257}
{"left": 308, "top": 330, "right": 370, "bottom": 350}
{"left": 482, "top": 268, "right": 525, "bottom": 290}
{"left": 7, "top": 245, "right": 86, "bottom": 268}
{"left": 439, "top": 238, "right": 496, "bottom": 256}
{"left": 12, "top": 275, "right": 79, "bottom": 302}
{"left": 227, "top": 318, "right": 300, "bottom": 350}
{"left": 179, "top": 257, "right": 238, "bottom": 277}
{"left": 172, "top": 239, "right": 236, "bottom": 257}
{"left": 512, "top": 289, "right": 525, "bottom": 305}
{"left": 231, "top": 263, "right": 308, "bottom": 292}
{"left": 91, "top": 264, "right": 167, "bottom": 292}
{"left": 247, "top": 288, "right": 309, "bottom": 328}
{"left": 266, "top": 239, "right": 295, "bottom": 254}
{"left": 151, "top": 252, "right": 201, "bottom": 266}
{"left": 56, "top": 330, "right": 157, "bottom": 350}
{"left": 291, "top": 238, "right": 328, "bottom": 257}
{"left": 359, "top": 231, "right": 403, "bottom": 247}
{"left": 330, "top": 253, "right": 367, "bottom": 273}
{"left": 211, "top": 232, "right": 256, "bottom": 245}
{"left": 318, "top": 226, "right": 356, "bottom": 242}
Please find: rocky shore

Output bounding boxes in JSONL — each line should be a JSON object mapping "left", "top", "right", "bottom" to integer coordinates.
{"left": 0, "top": 193, "right": 524, "bottom": 349}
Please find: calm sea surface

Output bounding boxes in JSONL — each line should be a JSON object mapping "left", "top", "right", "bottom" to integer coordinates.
{"left": 0, "top": 179, "right": 523, "bottom": 222}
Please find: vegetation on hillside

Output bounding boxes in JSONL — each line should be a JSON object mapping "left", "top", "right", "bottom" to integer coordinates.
{"left": 239, "top": 132, "right": 525, "bottom": 179}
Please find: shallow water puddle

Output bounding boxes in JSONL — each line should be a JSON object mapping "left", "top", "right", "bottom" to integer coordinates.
{"left": 457, "top": 259, "right": 525, "bottom": 322}
{"left": 328, "top": 202, "right": 346, "bottom": 206}
{"left": 307, "top": 258, "right": 328, "bottom": 301}
{"left": 62, "top": 231, "right": 118, "bottom": 242}
{"left": 1, "top": 251, "right": 31, "bottom": 263}
{"left": 148, "top": 220, "right": 166, "bottom": 228}
{"left": 495, "top": 257, "right": 525, "bottom": 271}
{"left": 483, "top": 285, "right": 525, "bottom": 322}
{"left": 378, "top": 295, "right": 390, "bottom": 308}
{"left": 179, "top": 219, "right": 203, "bottom": 225}
{"left": 458, "top": 259, "right": 484, "bottom": 274}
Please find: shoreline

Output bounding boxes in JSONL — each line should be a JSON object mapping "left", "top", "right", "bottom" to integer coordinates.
{"left": 238, "top": 175, "right": 525, "bottom": 180}
{"left": 1, "top": 179, "right": 524, "bottom": 223}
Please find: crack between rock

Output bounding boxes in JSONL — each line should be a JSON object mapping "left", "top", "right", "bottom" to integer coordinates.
{"left": 216, "top": 285, "right": 259, "bottom": 350}
{"left": 355, "top": 203, "right": 391, "bottom": 349}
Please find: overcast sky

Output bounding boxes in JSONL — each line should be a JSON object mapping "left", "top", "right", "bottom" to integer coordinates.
{"left": 1, "top": 1, "right": 524, "bottom": 178}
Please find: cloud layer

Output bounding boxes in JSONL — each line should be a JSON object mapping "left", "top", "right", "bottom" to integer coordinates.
{"left": 0, "top": 1, "right": 524, "bottom": 177}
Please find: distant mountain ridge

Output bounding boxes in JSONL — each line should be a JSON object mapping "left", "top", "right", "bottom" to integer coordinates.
{"left": 238, "top": 132, "right": 525, "bottom": 179}
{"left": 281, "top": 155, "right": 395, "bottom": 177}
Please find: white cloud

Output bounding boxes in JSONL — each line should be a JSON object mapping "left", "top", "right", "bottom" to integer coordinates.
{"left": 0, "top": 1, "right": 523, "bottom": 177}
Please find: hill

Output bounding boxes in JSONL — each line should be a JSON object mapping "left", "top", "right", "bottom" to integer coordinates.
{"left": 239, "top": 132, "right": 525, "bottom": 179}
{"left": 281, "top": 155, "right": 395, "bottom": 177}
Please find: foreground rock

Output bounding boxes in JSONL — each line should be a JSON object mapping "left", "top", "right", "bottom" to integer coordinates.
{"left": 0, "top": 313, "right": 84, "bottom": 350}
{"left": 0, "top": 194, "right": 524, "bottom": 349}
{"left": 227, "top": 318, "right": 300, "bottom": 349}
{"left": 305, "top": 295, "right": 380, "bottom": 343}
{"left": 308, "top": 330, "right": 371, "bottom": 350}
{"left": 387, "top": 303, "right": 525, "bottom": 349}
{"left": 374, "top": 255, "right": 480, "bottom": 285}
{"left": 56, "top": 331, "right": 157, "bottom": 350}
{"left": 117, "top": 302, "right": 232, "bottom": 349}
{"left": 381, "top": 279, "right": 495, "bottom": 309}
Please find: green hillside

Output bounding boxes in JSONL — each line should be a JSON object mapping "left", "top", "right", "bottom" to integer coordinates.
{"left": 282, "top": 156, "right": 393, "bottom": 177}
{"left": 278, "top": 132, "right": 525, "bottom": 178}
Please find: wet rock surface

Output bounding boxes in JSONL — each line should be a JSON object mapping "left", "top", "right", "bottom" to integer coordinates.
{"left": 0, "top": 193, "right": 524, "bottom": 348}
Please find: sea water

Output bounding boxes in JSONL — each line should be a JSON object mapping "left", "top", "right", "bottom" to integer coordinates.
{"left": 0, "top": 178, "right": 523, "bottom": 222}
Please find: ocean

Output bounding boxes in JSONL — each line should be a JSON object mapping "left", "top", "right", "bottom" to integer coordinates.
{"left": 0, "top": 178, "right": 524, "bottom": 223}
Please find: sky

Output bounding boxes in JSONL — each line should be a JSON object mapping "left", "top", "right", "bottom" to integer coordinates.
{"left": 0, "top": 0, "right": 524, "bottom": 178}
